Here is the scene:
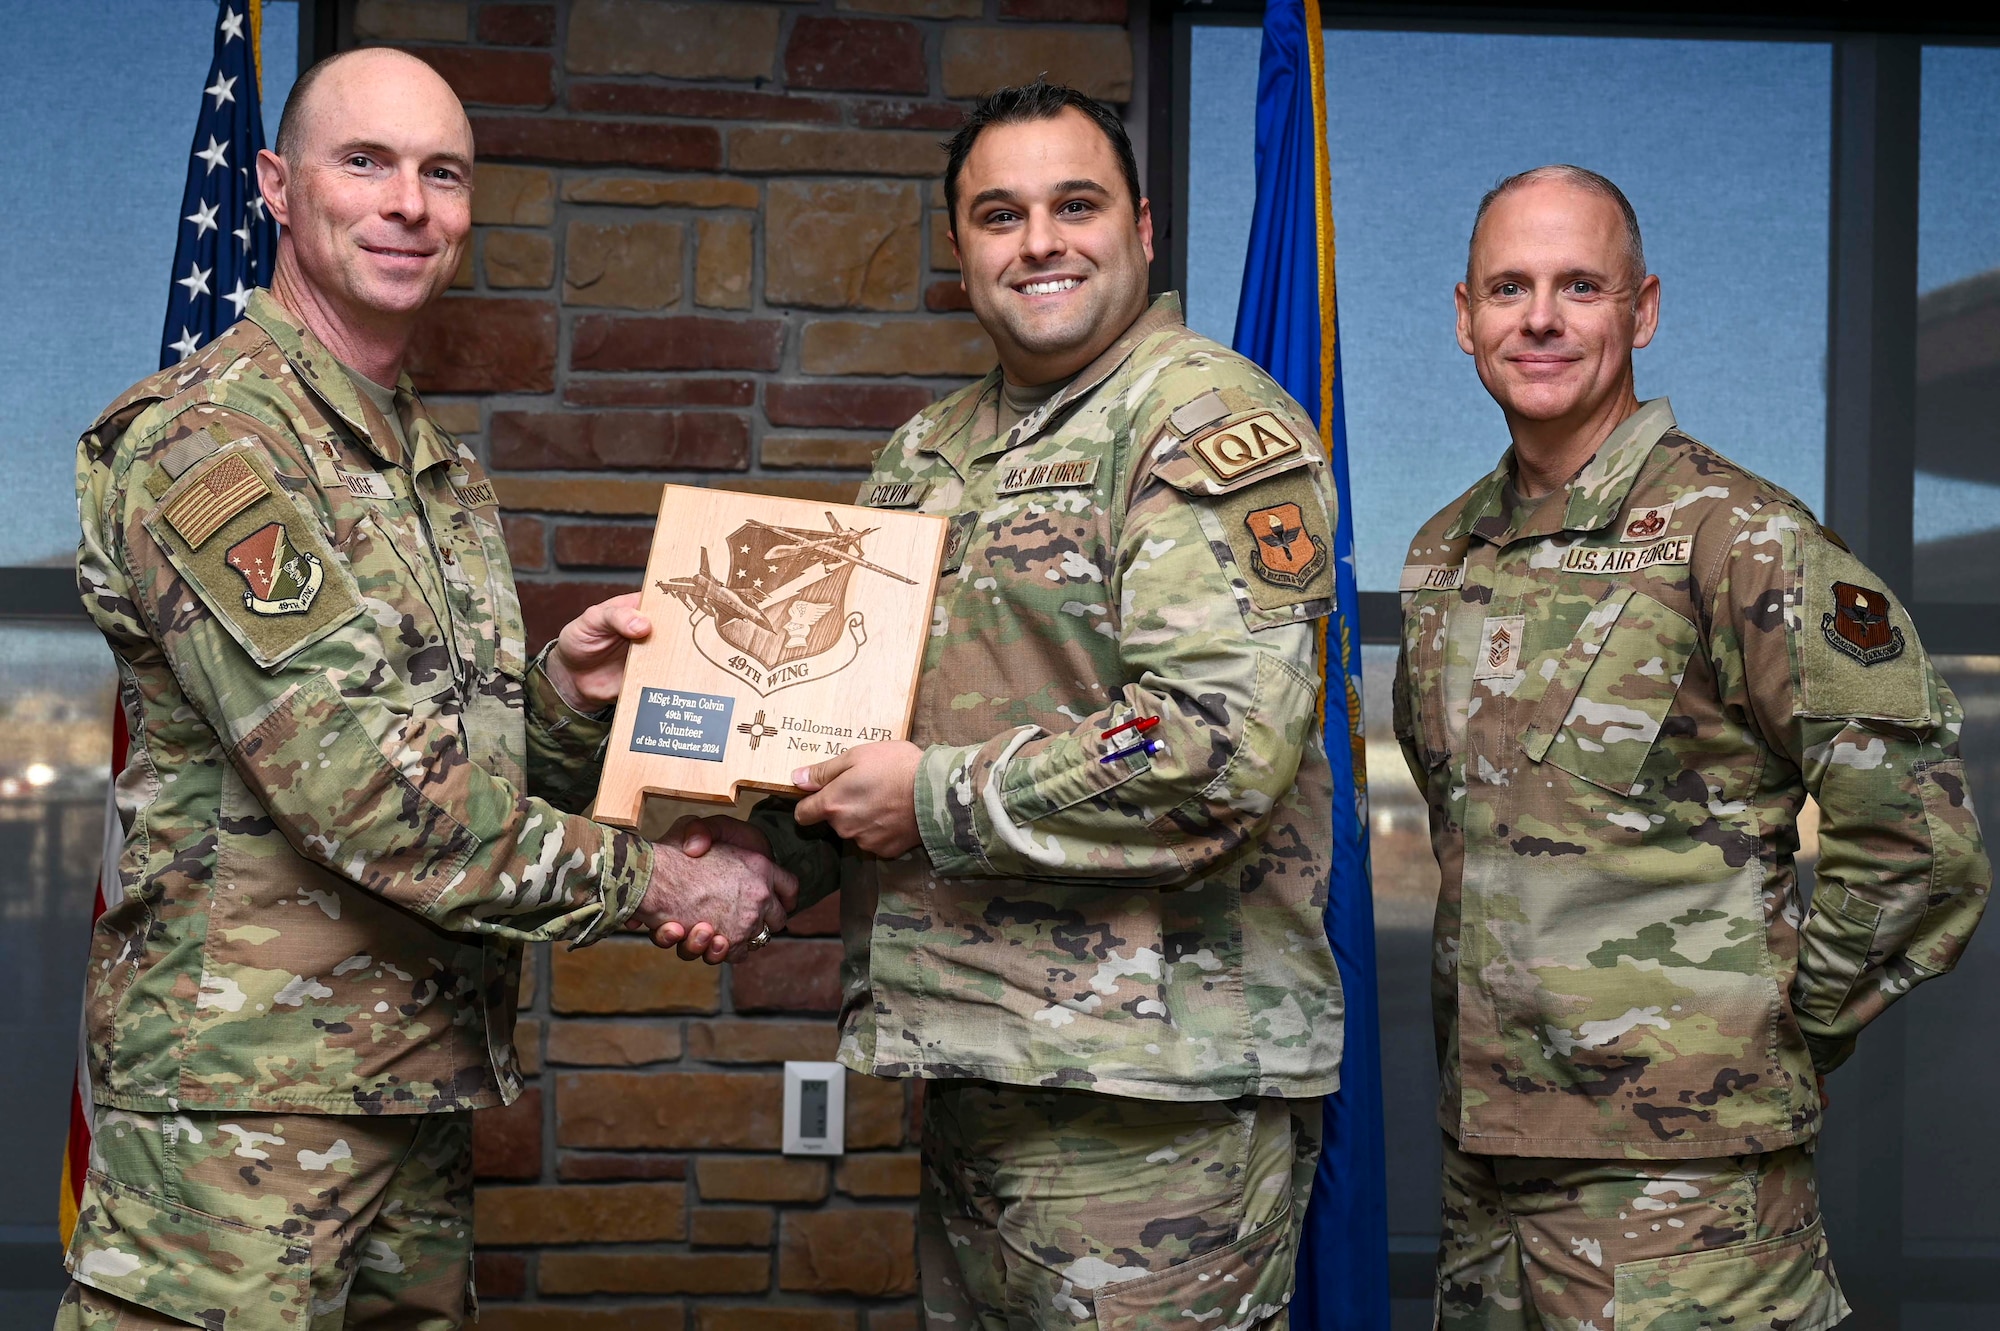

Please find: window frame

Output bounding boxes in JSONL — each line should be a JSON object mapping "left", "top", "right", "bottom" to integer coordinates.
{"left": 1166, "top": 3, "right": 2000, "bottom": 1321}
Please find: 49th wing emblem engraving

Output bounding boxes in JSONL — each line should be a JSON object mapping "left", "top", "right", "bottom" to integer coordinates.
{"left": 657, "top": 511, "right": 916, "bottom": 697}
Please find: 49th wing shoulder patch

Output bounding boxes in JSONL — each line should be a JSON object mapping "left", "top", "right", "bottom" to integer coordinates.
{"left": 143, "top": 447, "right": 362, "bottom": 667}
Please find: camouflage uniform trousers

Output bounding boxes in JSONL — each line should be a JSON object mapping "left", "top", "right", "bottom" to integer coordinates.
{"left": 57, "top": 1107, "right": 472, "bottom": 1330}
{"left": 918, "top": 1080, "right": 1323, "bottom": 1331}
{"left": 1435, "top": 1134, "right": 1849, "bottom": 1331}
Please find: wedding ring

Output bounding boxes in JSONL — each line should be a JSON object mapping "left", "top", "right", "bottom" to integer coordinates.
{"left": 748, "top": 926, "right": 773, "bottom": 950}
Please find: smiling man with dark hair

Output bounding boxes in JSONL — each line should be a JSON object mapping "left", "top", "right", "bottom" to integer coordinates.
{"left": 679, "top": 82, "right": 1344, "bottom": 1331}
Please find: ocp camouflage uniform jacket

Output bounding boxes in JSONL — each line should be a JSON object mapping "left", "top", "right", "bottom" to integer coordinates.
{"left": 74, "top": 292, "right": 651, "bottom": 1116}
{"left": 758, "top": 295, "right": 1345, "bottom": 1101}
{"left": 1394, "top": 398, "right": 1990, "bottom": 1158}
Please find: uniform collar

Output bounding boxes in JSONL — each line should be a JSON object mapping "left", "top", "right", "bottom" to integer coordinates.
{"left": 246, "top": 288, "right": 456, "bottom": 473}
{"left": 1449, "top": 398, "right": 1678, "bottom": 545}
{"left": 918, "top": 292, "right": 1186, "bottom": 476}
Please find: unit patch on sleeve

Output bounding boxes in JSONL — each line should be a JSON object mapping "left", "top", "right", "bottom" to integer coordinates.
{"left": 1210, "top": 469, "right": 1334, "bottom": 621}
{"left": 1243, "top": 502, "right": 1327, "bottom": 588}
{"left": 226, "top": 523, "right": 325, "bottom": 616}
{"left": 161, "top": 452, "right": 269, "bottom": 549}
{"left": 1823, "top": 581, "right": 1905, "bottom": 666}
{"left": 1190, "top": 412, "right": 1305, "bottom": 484}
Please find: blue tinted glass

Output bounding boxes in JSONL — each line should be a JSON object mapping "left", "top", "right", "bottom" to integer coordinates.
{"left": 1914, "top": 45, "right": 2000, "bottom": 603}
{"left": 0, "top": 2, "right": 297, "bottom": 568}
{"left": 1188, "top": 28, "right": 1831, "bottom": 590}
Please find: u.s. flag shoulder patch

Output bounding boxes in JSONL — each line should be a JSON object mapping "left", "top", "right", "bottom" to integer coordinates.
{"left": 161, "top": 448, "right": 270, "bottom": 549}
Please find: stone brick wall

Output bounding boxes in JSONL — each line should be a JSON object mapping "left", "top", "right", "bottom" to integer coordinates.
{"left": 342, "top": 2, "right": 1141, "bottom": 1326}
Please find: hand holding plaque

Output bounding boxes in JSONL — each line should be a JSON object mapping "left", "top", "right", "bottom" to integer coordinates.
{"left": 594, "top": 485, "right": 947, "bottom": 828}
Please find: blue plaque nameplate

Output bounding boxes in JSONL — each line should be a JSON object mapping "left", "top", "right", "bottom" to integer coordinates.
{"left": 628, "top": 687, "right": 734, "bottom": 763}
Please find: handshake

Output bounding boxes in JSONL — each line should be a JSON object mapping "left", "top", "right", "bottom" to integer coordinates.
{"left": 627, "top": 814, "right": 795, "bottom": 965}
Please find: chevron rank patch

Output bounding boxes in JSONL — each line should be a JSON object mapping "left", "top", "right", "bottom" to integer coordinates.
{"left": 162, "top": 451, "right": 268, "bottom": 548}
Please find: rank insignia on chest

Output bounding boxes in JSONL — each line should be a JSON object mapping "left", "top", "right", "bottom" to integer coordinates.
{"left": 940, "top": 511, "right": 979, "bottom": 575}
{"left": 1190, "top": 412, "right": 1303, "bottom": 483}
{"left": 1245, "top": 502, "right": 1327, "bottom": 587}
{"left": 1621, "top": 505, "right": 1673, "bottom": 542}
{"left": 1474, "top": 615, "right": 1526, "bottom": 679}
{"left": 1823, "top": 581, "right": 1905, "bottom": 665}
{"left": 226, "top": 523, "right": 324, "bottom": 616}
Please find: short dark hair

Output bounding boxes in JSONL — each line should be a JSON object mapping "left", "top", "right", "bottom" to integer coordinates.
{"left": 941, "top": 80, "right": 1142, "bottom": 234}
{"left": 1469, "top": 164, "right": 1647, "bottom": 285}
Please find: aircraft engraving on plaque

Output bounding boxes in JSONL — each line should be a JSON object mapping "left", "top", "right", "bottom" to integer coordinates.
{"left": 656, "top": 512, "right": 916, "bottom": 698}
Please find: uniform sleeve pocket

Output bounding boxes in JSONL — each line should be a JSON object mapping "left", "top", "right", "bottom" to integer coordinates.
{"left": 1612, "top": 1217, "right": 1848, "bottom": 1331}
{"left": 1791, "top": 879, "right": 1883, "bottom": 1026}
{"left": 68, "top": 1171, "right": 310, "bottom": 1331}
{"left": 1092, "top": 1204, "right": 1300, "bottom": 1331}
{"left": 1524, "top": 589, "right": 1695, "bottom": 798}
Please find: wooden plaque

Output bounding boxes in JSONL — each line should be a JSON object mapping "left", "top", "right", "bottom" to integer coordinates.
{"left": 594, "top": 484, "right": 948, "bottom": 826}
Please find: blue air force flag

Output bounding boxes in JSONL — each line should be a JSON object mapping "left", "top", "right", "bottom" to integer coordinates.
{"left": 1232, "top": 2, "right": 1392, "bottom": 1328}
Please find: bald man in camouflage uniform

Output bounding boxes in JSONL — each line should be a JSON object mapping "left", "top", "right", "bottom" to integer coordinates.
{"left": 1399, "top": 165, "right": 1989, "bottom": 1330}
{"left": 682, "top": 84, "right": 1344, "bottom": 1330}
{"left": 61, "top": 49, "right": 789, "bottom": 1330}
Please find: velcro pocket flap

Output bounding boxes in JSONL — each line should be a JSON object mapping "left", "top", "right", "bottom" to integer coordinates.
{"left": 68, "top": 1171, "right": 309, "bottom": 1331}
{"left": 143, "top": 445, "right": 363, "bottom": 669}
{"left": 1523, "top": 588, "right": 1696, "bottom": 798}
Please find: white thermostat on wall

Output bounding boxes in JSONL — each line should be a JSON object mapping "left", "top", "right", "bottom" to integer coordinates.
{"left": 782, "top": 1061, "right": 846, "bottom": 1156}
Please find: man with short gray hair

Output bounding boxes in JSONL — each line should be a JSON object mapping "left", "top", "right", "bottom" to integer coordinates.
{"left": 1396, "top": 164, "right": 1988, "bottom": 1329}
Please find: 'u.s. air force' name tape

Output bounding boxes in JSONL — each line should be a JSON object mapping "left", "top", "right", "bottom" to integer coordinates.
{"left": 1562, "top": 536, "right": 1692, "bottom": 574}
{"left": 997, "top": 459, "right": 1099, "bottom": 495}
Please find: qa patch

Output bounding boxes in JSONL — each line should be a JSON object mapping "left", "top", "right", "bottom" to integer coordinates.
{"left": 226, "top": 523, "right": 326, "bottom": 616}
{"left": 1822, "top": 581, "right": 1905, "bottom": 666}
{"left": 1244, "top": 501, "right": 1327, "bottom": 588}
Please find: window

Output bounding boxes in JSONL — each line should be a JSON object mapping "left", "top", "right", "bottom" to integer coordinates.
{"left": 1914, "top": 44, "right": 2000, "bottom": 604}
{"left": 0, "top": 2, "right": 297, "bottom": 570}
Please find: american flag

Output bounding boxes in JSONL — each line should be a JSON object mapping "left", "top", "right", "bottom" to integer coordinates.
{"left": 160, "top": 1, "right": 277, "bottom": 368}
